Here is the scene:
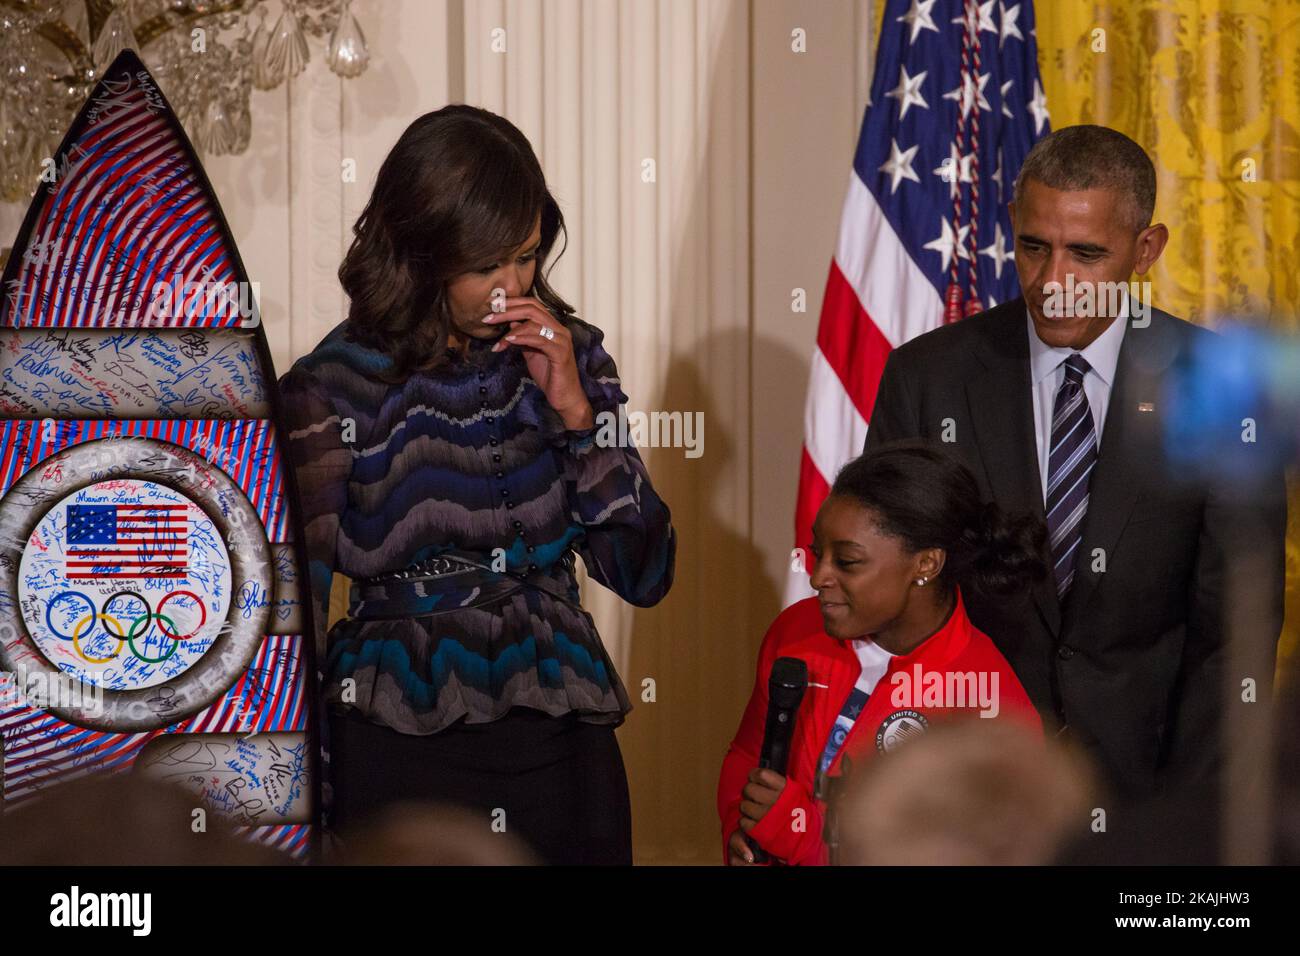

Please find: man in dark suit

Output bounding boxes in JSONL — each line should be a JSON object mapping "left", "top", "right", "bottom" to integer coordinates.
{"left": 863, "top": 125, "right": 1287, "bottom": 812}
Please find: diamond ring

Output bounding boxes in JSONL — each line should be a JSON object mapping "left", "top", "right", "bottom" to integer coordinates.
{"left": 539, "top": 326, "right": 555, "bottom": 341}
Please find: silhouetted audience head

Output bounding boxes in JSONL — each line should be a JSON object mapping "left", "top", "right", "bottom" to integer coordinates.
{"left": 0, "top": 771, "right": 289, "bottom": 865}
{"left": 329, "top": 801, "right": 539, "bottom": 865}
{"left": 833, "top": 720, "right": 1095, "bottom": 865}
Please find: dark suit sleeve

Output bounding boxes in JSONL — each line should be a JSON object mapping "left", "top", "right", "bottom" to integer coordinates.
{"left": 863, "top": 348, "right": 921, "bottom": 454}
{"left": 1160, "top": 466, "right": 1288, "bottom": 788}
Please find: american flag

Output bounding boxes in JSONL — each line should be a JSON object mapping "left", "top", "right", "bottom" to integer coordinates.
{"left": 786, "top": 0, "right": 1049, "bottom": 604}
{"left": 65, "top": 503, "right": 190, "bottom": 579}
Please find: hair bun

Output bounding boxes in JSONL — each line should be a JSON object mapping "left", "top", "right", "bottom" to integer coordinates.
{"left": 978, "top": 500, "right": 1001, "bottom": 547}
{"left": 828, "top": 441, "right": 1048, "bottom": 599}
{"left": 969, "top": 501, "right": 1048, "bottom": 597}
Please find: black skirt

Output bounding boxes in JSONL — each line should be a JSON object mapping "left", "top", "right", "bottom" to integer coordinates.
{"left": 324, "top": 705, "right": 632, "bottom": 865}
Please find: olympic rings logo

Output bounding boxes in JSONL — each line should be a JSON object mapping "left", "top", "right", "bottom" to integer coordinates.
{"left": 44, "top": 590, "right": 209, "bottom": 664}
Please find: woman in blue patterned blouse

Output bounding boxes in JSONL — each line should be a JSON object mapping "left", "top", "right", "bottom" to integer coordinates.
{"left": 278, "top": 105, "right": 676, "bottom": 864}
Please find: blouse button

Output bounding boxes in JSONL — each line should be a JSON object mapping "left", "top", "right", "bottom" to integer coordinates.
{"left": 489, "top": 438, "right": 499, "bottom": 447}
{"left": 492, "top": 453, "right": 501, "bottom": 462}
{"left": 495, "top": 471, "right": 504, "bottom": 479}
{"left": 526, "top": 545, "right": 535, "bottom": 554}
{"left": 527, "top": 564, "right": 538, "bottom": 574}
{"left": 480, "top": 401, "right": 487, "bottom": 409}
{"left": 479, "top": 386, "right": 488, "bottom": 394}
{"left": 506, "top": 502, "right": 515, "bottom": 510}
{"left": 513, "top": 520, "right": 523, "bottom": 530}
{"left": 486, "top": 416, "right": 495, "bottom": 424}
{"left": 500, "top": 489, "right": 509, "bottom": 498}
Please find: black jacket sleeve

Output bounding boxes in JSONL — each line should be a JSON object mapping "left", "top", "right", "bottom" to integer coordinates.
{"left": 1159, "top": 464, "right": 1288, "bottom": 789}
{"left": 863, "top": 348, "right": 921, "bottom": 454}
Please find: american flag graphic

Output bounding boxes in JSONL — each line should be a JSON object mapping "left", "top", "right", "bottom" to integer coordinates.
{"left": 65, "top": 503, "right": 189, "bottom": 579}
{"left": 786, "top": 0, "right": 1049, "bottom": 604}
{"left": 0, "top": 420, "right": 287, "bottom": 537}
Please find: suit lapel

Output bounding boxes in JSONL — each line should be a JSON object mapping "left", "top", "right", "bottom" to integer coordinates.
{"left": 964, "top": 299, "right": 1062, "bottom": 637}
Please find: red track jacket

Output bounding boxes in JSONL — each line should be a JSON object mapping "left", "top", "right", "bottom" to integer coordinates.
{"left": 717, "top": 588, "right": 1042, "bottom": 865}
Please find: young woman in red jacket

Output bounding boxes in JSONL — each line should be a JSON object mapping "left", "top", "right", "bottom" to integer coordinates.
{"left": 719, "top": 441, "right": 1047, "bottom": 865}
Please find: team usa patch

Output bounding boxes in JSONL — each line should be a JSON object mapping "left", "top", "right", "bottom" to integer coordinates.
{"left": 876, "top": 709, "right": 929, "bottom": 754}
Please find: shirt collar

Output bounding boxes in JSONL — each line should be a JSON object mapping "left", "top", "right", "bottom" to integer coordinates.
{"left": 1026, "top": 288, "right": 1128, "bottom": 388}
{"left": 886, "top": 585, "right": 974, "bottom": 670}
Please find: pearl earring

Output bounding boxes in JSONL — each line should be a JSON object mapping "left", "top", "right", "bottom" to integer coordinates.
{"left": 915, "top": 577, "right": 928, "bottom": 586}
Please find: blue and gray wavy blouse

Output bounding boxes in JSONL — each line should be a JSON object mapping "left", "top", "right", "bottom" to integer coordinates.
{"left": 277, "top": 315, "right": 675, "bottom": 734}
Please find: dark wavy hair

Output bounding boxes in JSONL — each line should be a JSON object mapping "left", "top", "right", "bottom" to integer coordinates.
{"left": 339, "top": 105, "right": 574, "bottom": 382}
{"left": 830, "top": 440, "right": 1047, "bottom": 598}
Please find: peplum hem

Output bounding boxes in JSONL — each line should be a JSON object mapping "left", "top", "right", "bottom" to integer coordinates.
{"left": 320, "top": 583, "right": 631, "bottom": 736}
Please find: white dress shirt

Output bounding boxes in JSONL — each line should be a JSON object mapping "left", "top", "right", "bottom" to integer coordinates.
{"left": 1027, "top": 293, "right": 1129, "bottom": 505}
{"left": 850, "top": 637, "right": 894, "bottom": 694}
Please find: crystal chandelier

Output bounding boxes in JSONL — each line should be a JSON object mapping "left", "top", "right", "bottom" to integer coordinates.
{"left": 0, "top": 0, "right": 370, "bottom": 203}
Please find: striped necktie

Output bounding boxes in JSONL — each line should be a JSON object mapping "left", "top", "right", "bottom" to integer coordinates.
{"left": 1046, "top": 353, "right": 1097, "bottom": 598}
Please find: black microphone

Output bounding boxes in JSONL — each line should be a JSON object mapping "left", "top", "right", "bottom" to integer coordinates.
{"left": 746, "top": 656, "right": 808, "bottom": 864}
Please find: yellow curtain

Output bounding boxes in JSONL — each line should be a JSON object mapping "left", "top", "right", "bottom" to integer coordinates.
{"left": 1034, "top": 0, "right": 1300, "bottom": 678}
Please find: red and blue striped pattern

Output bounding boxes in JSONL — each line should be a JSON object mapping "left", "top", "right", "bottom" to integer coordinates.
{"left": 1, "top": 57, "right": 239, "bottom": 329}
{"left": 0, "top": 634, "right": 307, "bottom": 802}
{"left": 0, "top": 418, "right": 287, "bottom": 539}
{"left": 236, "top": 823, "right": 311, "bottom": 860}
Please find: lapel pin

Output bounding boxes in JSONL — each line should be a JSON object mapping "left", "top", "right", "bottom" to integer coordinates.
{"left": 1137, "top": 402, "right": 1154, "bottom": 412}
